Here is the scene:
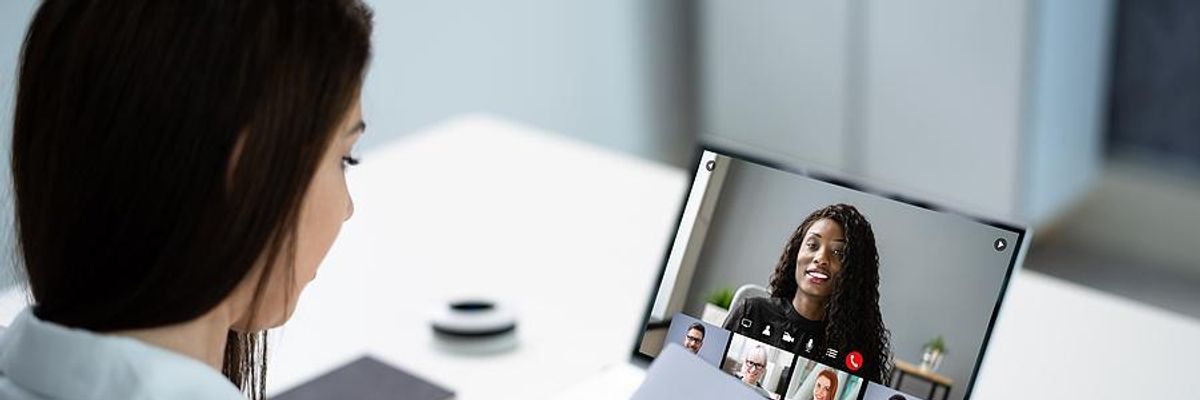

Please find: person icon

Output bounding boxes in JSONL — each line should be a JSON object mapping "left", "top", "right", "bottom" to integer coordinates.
{"left": 683, "top": 322, "right": 706, "bottom": 354}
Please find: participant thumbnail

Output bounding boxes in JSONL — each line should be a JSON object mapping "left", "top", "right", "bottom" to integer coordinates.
{"left": 664, "top": 312, "right": 731, "bottom": 368}
{"left": 862, "top": 382, "right": 925, "bottom": 400}
{"left": 785, "top": 356, "right": 863, "bottom": 400}
{"left": 722, "top": 333, "right": 796, "bottom": 400}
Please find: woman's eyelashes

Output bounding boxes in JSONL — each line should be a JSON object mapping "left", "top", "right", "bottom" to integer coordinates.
{"left": 340, "top": 155, "right": 360, "bottom": 169}
{"left": 805, "top": 240, "right": 846, "bottom": 260}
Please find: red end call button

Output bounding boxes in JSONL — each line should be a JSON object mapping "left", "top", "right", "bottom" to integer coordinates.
{"left": 845, "top": 351, "right": 863, "bottom": 372}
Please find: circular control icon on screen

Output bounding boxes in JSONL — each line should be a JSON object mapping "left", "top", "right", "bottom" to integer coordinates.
{"left": 845, "top": 351, "right": 863, "bottom": 372}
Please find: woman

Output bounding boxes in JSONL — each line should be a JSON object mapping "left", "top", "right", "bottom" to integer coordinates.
{"left": 812, "top": 369, "right": 839, "bottom": 400}
{"left": 724, "top": 204, "right": 891, "bottom": 383}
{"left": 736, "top": 345, "right": 779, "bottom": 400}
{"left": 0, "top": 1, "right": 371, "bottom": 399}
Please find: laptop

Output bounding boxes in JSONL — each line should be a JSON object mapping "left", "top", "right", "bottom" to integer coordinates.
{"left": 555, "top": 146, "right": 1030, "bottom": 400}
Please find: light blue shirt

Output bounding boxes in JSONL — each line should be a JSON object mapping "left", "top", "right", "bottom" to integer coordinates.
{"left": 0, "top": 307, "right": 245, "bottom": 399}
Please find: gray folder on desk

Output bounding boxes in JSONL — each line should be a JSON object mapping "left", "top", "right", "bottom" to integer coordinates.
{"left": 632, "top": 344, "right": 764, "bottom": 400}
{"left": 272, "top": 355, "right": 454, "bottom": 400}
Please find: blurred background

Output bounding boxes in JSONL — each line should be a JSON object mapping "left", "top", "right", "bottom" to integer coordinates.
{"left": 1, "top": 0, "right": 1197, "bottom": 328}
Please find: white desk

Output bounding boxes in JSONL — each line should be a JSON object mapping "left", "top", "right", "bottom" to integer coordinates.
{"left": 975, "top": 270, "right": 1200, "bottom": 399}
{"left": 265, "top": 115, "right": 687, "bottom": 399}
{"left": 2, "top": 115, "right": 1197, "bottom": 399}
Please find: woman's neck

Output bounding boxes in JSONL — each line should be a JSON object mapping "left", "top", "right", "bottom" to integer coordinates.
{"left": 792, "top": 293, "right": 827, "bottom": 321}
{"left": 109, "top": 303, "right": 234, "bottom": 371}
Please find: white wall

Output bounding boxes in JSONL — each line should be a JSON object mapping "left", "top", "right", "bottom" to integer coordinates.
{"left": 1023, "top": 0, "right": 1114, "bottom": 223}
{"left": 698, "top": 0, "right": 1114, "bottom": 227}
{"left": 0, "top": 1, "right": 38, "bottom": 289}
{"left": 859, "top": 0, "right": 1029, "bottom": 219}
{"left": 699, "top": 0, "right": 851, "bottom": 171}
{"left": 359, "top": 0, "right": 692, "bottom": 165}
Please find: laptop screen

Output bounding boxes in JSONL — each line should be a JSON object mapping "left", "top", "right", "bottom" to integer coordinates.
{"left": 633, "top": 149, "right": 1027, "bottom": 400}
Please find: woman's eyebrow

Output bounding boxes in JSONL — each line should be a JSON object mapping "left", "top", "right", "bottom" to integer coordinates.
{"left": 807, "top": 232, "right": 847, "bottom": 242}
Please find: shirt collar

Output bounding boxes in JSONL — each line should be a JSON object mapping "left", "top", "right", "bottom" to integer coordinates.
{"left": 0, "top": 307, "right": 244, "bottom": 399}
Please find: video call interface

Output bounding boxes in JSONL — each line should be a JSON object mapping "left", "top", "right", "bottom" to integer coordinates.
{"left": 636, "top": 151, "right": 1023, "bottom": 400}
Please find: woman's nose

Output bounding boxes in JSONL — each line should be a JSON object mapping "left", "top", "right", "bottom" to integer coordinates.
{"left": 345, "top": 195, "right": 355, "bottom": 221}
{"left": 813, "top": 248, "right": 828, "bottom": 264}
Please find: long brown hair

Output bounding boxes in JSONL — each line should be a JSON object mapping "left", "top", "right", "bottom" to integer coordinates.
{"left": 12, "top": 1, "right": 372, "bottom": 398}
{"left": 768, "top": 204, "right": 891, "bottom": 384}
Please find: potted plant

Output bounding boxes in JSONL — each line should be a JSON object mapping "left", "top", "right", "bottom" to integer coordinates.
{"left": 701, "top": 287, "right": 734, "bottom": 325}
{"left": 920, "top": 335, "right": 947, "bottom": 371}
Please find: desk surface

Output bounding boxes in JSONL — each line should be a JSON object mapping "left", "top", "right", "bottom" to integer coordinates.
{"left": 2, "top": 114, "right": 1198, "bottom": 399}
{"left": 264, "top": 115, "right": 687, "bottom": 399}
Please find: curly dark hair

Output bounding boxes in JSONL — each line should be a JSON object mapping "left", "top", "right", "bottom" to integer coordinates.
{"left": 769, "top": 203, "right": 892, "bottom": 383}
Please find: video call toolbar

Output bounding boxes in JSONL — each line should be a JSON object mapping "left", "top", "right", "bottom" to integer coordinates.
{"left": 668, "top": 312, "right": 927, "bottom": 400}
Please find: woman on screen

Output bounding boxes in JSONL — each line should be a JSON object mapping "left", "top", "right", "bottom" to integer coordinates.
{"left": 812, "top": 369, "right": 839, "bottom": 400}
{"left": 724, "top": 204, "right": 891, "bottom": 383}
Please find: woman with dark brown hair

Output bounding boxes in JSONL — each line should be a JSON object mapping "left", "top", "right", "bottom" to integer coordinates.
{"left": 724, "top": 204, "right": 891, "bottom": 384}
{"left": 0, "top": 0, "right": 372, "bottom": 399}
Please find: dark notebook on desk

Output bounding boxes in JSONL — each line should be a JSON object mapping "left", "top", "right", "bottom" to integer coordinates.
{"left": 273, "top": 356, "right": 454, "bottom": 400}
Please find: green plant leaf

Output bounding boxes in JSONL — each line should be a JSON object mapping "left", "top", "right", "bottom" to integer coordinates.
{"left": 707, "top": 287, "right": 734, "bottom": 309}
